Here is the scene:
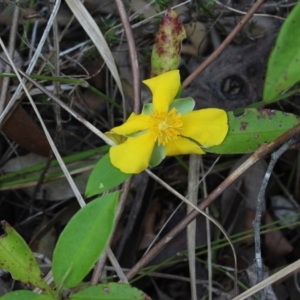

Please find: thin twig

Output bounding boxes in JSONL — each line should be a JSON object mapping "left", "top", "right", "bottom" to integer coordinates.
{"left": 254, "top": 137, "right": 297, "bottom": 300}
{"left": 115, "top": 0, "right": 140, "bottom": 114}
{"left": 50, "top": 0, "right": 62, "bottom": 129}
{"left": 106, "top": 247, "right": 129, "bottom": 284}
{"left": 182, "top": 0, "right": 265, "bottom": 89}
{"left": 214, "top": 0, "right": 285, "bottom": 21}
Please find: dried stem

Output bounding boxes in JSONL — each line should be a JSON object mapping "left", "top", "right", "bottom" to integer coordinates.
{"left": 187, "top": 154, "right": 200, "bottom": 300}
{"left": 0, "top": 4, "right": 20, "bottom": 114}
{"left": 115, "top": 0, "right": 140, "bottom": 114}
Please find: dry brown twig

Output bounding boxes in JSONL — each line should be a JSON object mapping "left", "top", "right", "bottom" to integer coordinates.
{"left": 114, "top": 0, "right": 141, "bottom": 114}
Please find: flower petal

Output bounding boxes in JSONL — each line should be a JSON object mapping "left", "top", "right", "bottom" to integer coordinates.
{"left": 181, "top": 109, "right": 228, "bottom": 147}
{"left": 165, "top": 136, "right": 205, "bottom": 156}
{"left": 109, "top": 132, "right": 155, "bottom": 174}
{"left": 143, "top": 70, "right": 180, "bottom": 112}
{"left": 111, "top": 113, "right": 150, "bottom": 135}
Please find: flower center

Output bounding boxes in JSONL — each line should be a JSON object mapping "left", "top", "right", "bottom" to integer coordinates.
{"left": 150, "top": 108, "right": 183, "bottom": 145}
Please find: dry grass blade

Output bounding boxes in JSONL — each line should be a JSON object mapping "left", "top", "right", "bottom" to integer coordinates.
{"left": 0, "top": 4, "right": 19, "bottom": 114}
{"left": 106, "top": 247, "right": 128, "bottom": 284}
{"left": 233, "top": 259, "right": 300, "bottom": 300}
{"left": 115, "top": 0, "right": 140, "bottom": 114}
{"left": 65, "top": 0, "right": 124, "bottom": 101}
{"left": 0, "top": 38, "right": 86, "bottom": 209}
{"left": 140, "top": 169, "right": 238, "bottom": 285}
{"left": 200, "top": 156, "right": 213, "bottom": 300}
{"left": 0, "top": 55, "right": 114, "bottom": 147}
{"left": 187, "top": 154, "right": 200, "bottom": 300}
{"left": 0, "top": 0, "right": 61, "bottom": 123}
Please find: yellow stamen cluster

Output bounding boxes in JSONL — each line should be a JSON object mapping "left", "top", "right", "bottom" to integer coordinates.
{"left": 150, "top": 108, "right": 183, "bottom": 145}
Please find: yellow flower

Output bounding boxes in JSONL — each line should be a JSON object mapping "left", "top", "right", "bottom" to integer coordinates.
{"left": 106, "top": 70, "right": 228, "bottom": 174}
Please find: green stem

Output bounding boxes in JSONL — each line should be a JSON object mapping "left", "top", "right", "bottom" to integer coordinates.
{"left": 20, "top": 0, "right": 36, "bottom": 51}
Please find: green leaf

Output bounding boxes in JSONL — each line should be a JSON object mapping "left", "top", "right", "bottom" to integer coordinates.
{"left": 151, "top": 9, "right": 186, "bottom": 76}
{"left": 85, "top": 154, "right": 130, "bottom": 197}
{"left": 263, "top": 2, "right": 300, "bottom": 102}
{"left": 70, "top": 283, "right": 151, "bottom": 300}
{"left": 169, "top": 98, "right": 195, "bottom": 114}
{"left": 0, "top": 291, "right": 55, "bottom": 300}
{"left": 142, "top": 98, "right": 194, "bottom": 115}
{"left": 207, "top": 109, "right": 300, "bottom": 154}
{"left": 0, "top": 222, "right": 53, "bottom": 295}
{"left": 142, "top": 103, "right": 154, "bottom": 115}
{"left": 52, "top": 192, "right": 119, "bottom": 289}
{"left": 149, "top": 144, "right": 165, "bottom": 167}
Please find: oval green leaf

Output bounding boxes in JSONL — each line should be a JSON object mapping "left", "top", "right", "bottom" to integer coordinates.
{"left": 0, "top": 291, "right": 55, "bottom": 300}
{"left": 0, "top": 222, "right": 52, "bottom": 294}
{"left": 142, "top": 98, "right": 194, "bottom": 115}
{"left": 85, "top": 154, "right": 130, "bottom": 197}
{"left": 207, "top": 109, "right": 300, "bottom": 154}
{"left": 142, "top": 103, "right": 154, "bottom": 115}
{"left": 263, "top": 2, "right": 300, "bottom": 102}
{"left": 52, "top": 192, "right": 119, "bottom": 289}
{"left": 169, "top": 97, "right": 195, "bottom": 114}
{"left": 149, "top": 144, "right": 165, "bottom": 167}
{"left": 70, "top": 283, "right": 151, "bottom": 300}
